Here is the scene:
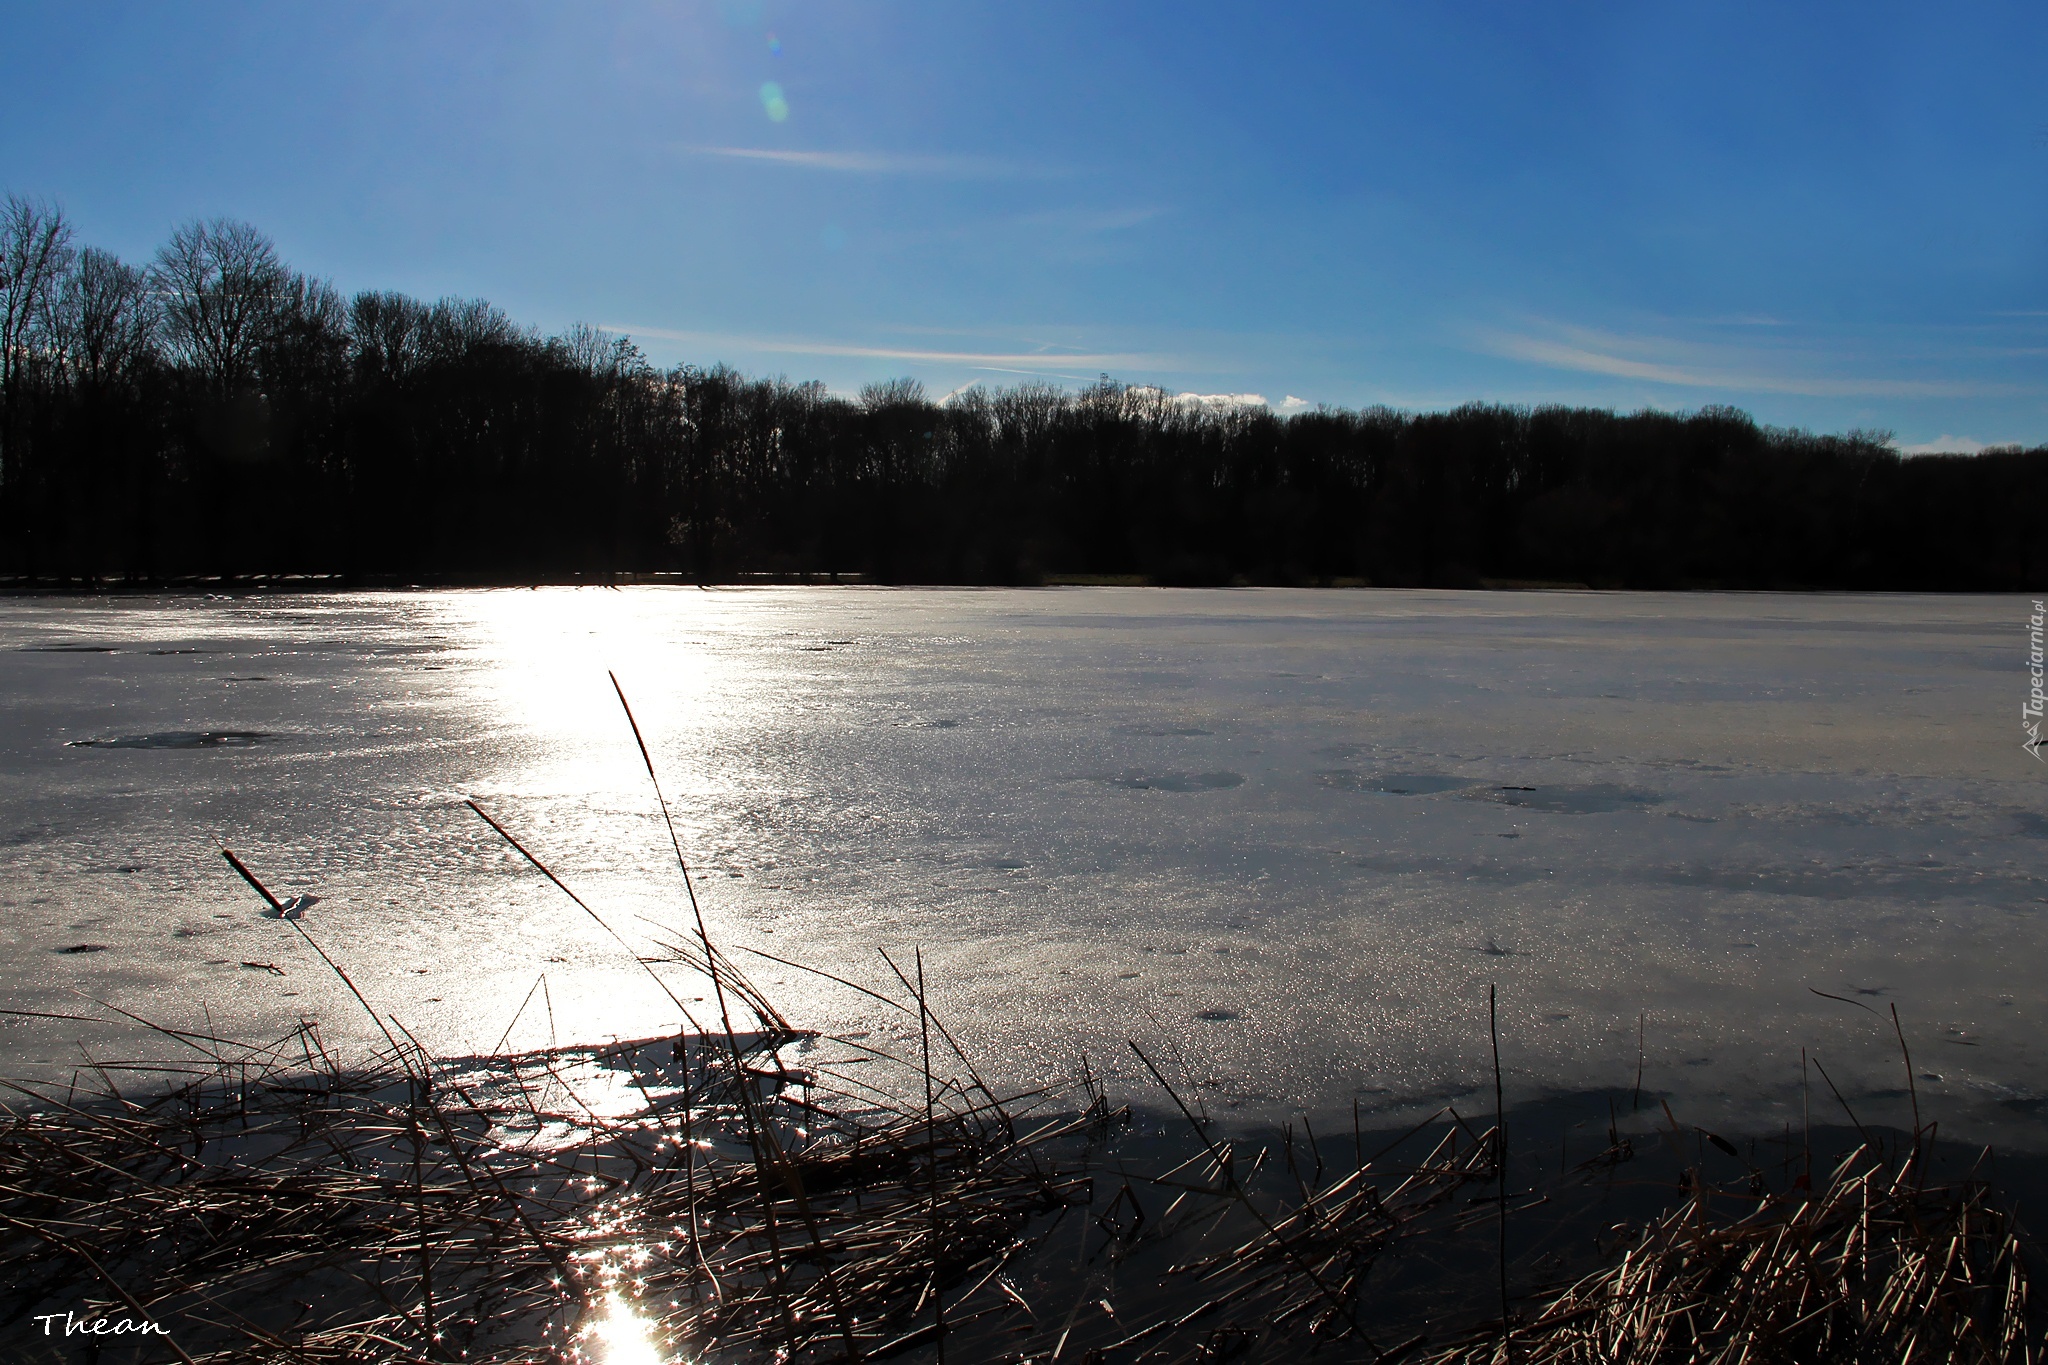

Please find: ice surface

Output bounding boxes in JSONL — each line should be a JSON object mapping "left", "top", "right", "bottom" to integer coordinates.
{"left": 2, "top": 586, "right": 2044, "bottom": 1146}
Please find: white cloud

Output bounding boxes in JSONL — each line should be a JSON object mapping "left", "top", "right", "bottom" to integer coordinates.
{"left": 1278, "top": 395, "right": 1311, "bottom": 412}
{"left": 1113, "top": 386, "right": 1268, "bottom": 409}
{"left": 1892, "top": 435, "right": 2007, "bottom": 456}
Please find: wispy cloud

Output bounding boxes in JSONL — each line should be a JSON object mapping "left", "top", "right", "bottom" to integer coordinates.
{"left": 610, "top": 325, "right": 1169, "bottom": 370}
{"left": 688, "top": 146, "right": 1049, "bottom": 177}
{"left": 1474, "top": 322, "right": 2030, "bottom": 399}
{"left": 966, "top": 365, "right": 1104, "bottom": 380}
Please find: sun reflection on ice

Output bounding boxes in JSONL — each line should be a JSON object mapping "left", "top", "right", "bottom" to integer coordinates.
{"left": 584, "top": 1290, "right": 672, "bottom": 1365}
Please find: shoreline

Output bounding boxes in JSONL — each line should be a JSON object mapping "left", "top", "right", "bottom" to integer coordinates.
{"left": 9, "top": 573, "right": 2044, "bottom": 597}
{"left": 7, "top": 997, "right": 2038, "bottom": 1361}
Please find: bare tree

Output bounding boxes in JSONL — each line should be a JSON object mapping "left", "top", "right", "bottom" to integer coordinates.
{"left": 990, "top": 381, "right": 1066, "bottom": 445}
{"left": 0, "top": 194, "right": 75, "bottom": 479}
{"left": 349, "top": 290, "right": 429, "bottom": 384}
{"left": 859, "top": 376, "right": 927, "bottom": 411}
{"left": 152, "top": 218, "right": 285, "bottom": 395}
{"left": 52, "top": 247, "right": 157, "bottom": 392}
{"left": 421, "top": 296, "right": 519, "bottom": 362}
{"left": 263, "top": 271, "right": 348, "bottom": 392}
{"left": 554, "top": 322, "right": 644, "bottom": 379}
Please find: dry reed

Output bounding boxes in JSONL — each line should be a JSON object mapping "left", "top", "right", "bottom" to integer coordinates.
{"left": 1421, "top": 1140, "right": 2032, "bottom": 1365}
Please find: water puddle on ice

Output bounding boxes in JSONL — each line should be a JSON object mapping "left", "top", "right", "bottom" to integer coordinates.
{"left": 66, "top": 730, "right": 277, "bottom": 750}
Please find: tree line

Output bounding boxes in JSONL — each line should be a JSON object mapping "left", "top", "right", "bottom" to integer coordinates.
{"left": 2, "top": 194, "right": 2043, "bottom": 590}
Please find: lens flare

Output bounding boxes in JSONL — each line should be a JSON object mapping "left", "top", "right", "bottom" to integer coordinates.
{"left": 766, "top": 33, "right": 782, "bottom": 56}
{"left": 759, "top": 81, "right": 789, "bottom": 122}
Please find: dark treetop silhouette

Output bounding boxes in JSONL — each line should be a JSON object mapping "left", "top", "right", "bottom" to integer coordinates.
{"left": 3, "top": 198, "right": 2043, "bottom": 590}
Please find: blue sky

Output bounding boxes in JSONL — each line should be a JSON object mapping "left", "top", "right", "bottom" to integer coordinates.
{"left": 3, "top": 1, "right": 2044, "bottom": 446}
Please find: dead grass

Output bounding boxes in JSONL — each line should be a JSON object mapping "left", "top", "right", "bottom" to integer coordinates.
{"left": 4, "top": 913, "right": 2038, "bottom": 1362}
{"left": 1423, "top": 1141, "right": 2031, "bottom": 1365}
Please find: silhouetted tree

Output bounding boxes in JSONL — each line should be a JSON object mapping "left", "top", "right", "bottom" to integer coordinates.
{"left": 152, "top": 219, "right": 285, "bottom": 399}
{"left": 0, "top": 195, "right": 78, "bottom": 578}
{"left": 52, "top": 247, "right": 156, "bottom": 393}
{"left": 3, "top": 195, "right": 2045, "bottom": 591}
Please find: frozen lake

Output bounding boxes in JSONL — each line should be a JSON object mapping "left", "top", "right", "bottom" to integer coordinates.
{"left": 3, "top": 587, "right": 2044, "bottom": 1145}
